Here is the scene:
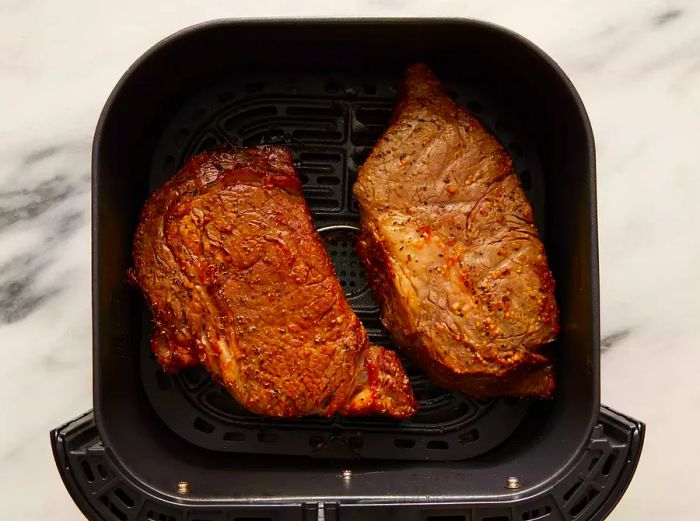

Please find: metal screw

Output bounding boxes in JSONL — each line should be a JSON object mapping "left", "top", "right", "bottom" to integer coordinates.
{"left": 177, "top": 481, "right": 190, "bottom": 494}
{"left": 505, "top": 476, "right": 521, "bottom": 489}
{"left": 341, "top": 469, "right": 352, "bottom": 480}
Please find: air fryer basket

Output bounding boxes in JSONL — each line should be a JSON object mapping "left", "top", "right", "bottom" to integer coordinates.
{"left": 52, "top": 19, "right": 644, "bottom": 521}
{"left": 140, "top": 69, "right": 542, "bottom": 461}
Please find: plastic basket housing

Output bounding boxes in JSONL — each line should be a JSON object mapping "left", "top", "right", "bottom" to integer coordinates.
{"left": 51, "top": 18, "right": 643, "bottom": 521}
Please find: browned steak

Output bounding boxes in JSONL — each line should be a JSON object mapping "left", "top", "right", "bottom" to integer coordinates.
{"left": 131, "top": 146, "right": 416, "bottom": 417}
{"left": 354, "top": 64, "right": 559, "bottom": 398}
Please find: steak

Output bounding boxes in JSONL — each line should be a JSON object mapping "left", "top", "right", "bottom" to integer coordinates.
{"left": 354, "top": 64, "right": 559, "bottom": 397}
{"left": 131, "top": 146, "right": 416, "bottom": 417}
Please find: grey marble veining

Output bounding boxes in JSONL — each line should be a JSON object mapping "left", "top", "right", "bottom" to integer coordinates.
{"left": 1, "top": 1, "right": 698, "bottom": 519}
{"left": 0, "top": 145, "right": 89, "bottom": 322}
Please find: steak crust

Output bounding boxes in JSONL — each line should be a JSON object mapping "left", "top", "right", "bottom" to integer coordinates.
{"left": 354, "top": 64, "right": 559, "bottom": 398}
{"left": 131, "top": 146, "right": 416, "bottom": 417}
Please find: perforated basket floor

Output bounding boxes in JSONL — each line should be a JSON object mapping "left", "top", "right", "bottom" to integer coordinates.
{"left": 140, "top": 71, "right": 548, "bottom": 460}
{"left": 51, "top": 406, "right": 643, "bottom": 521}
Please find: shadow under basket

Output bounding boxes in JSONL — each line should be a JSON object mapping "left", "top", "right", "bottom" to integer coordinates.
{"left": 52, "top": 19, "right": 644, "bottom": 521}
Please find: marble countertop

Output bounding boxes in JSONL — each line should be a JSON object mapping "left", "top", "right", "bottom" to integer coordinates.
{"left": 1, "top": 1, "right": 698, "bottom": 519}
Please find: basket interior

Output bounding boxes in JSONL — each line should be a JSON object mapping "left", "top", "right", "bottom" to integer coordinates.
{"left": 139, "top": 69, "right": 546, "bottom": 461}
{"left": 93, "top": 20, "right": 598, "bottom": 500}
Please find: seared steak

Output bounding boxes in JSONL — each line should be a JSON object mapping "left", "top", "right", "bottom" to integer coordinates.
{"left": 354, "top": 64, "right": 559, "bottom": 397}
{"left": 131, "top": 146, "right": 416, "bottom": 417}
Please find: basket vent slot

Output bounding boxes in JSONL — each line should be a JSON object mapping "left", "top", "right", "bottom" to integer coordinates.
{"left": 298, "top": 163, "right": 335, "bottom": 176}
{"left": 602, "top": 451, "right": 617, "bottom": 476}
{"left": 351, "top": 147, "right": 372, "bottom": 166}
{"left": 569, "top": 486, "right": 599, "bottom": 517}
{"left": 350, "top": 130, "right": 381, "bottom": 147}
{"left": 563, "top": 480, "right": 581, "bottom": 501}
{"left": 298, "top": 151, "right": 343, "bottom": 163}
{"left": 355, "top": 107, "right": 392, "bottom": 126}
{"left": 317, "top": 175, "right": 341, "bottom": 185}
{"left": 304, "top": 197, "right": 340, "bottom": 210}
{"left": 521, "top": 505, "right": 552, "bottom": 520}
{"left": 99, "top": 495, "right": 127, "bottom": 521}
{"left": 413, "top": 385, "right": 451, "bottom": 402}
{"left": 193, "top": 417, "right": 215, "bottom": 434}
{"left": 224, "top": 431, "right": 246, "bottom": 442}
{"left": 194, "top": 134, "right": 220, "bottom": 154}
{"left": 287, "top": 105, "right": 344, "bottom": 118}
{"left": 459, "top": 429, "right": 479, "bottom": 444}
{"left": 205, "top": 389, "right": 243, "bottom": 415}
{"left": 146, "top": 511, "right": 176, "bottom": 521}
{"left": 426, "top": 440, "right": 449, "bottom": 450}
{"left": 96, "top": 462, "right": 108, "bottom": 479}
{"left": 181, "top": 366, "right": 208, "bottom": 390}
{"left": 587, "top": 450, "right": 602, "bottom": 472}
{"left": 292, "top": 129, "right": 342, "bottom": 141}
{"left": 81, "top": 460, "right": 95, "bottom": 483}
{"left": 114, "top": 487, "right": 135, "bottom": 508}
{"left": 243, "top": 129, "right": 285, "bottom": 146}
{"left": 224, "top": 106, "right": 277, "bottom": 130}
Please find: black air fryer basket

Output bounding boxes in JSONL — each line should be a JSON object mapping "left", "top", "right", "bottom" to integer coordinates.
{"left": 52, "top": 19, "right": 644, "bottom": 521}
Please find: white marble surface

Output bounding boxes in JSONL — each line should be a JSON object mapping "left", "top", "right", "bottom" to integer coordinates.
{"left": 1, "top": 1, "right": 698, "bottom": 519}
